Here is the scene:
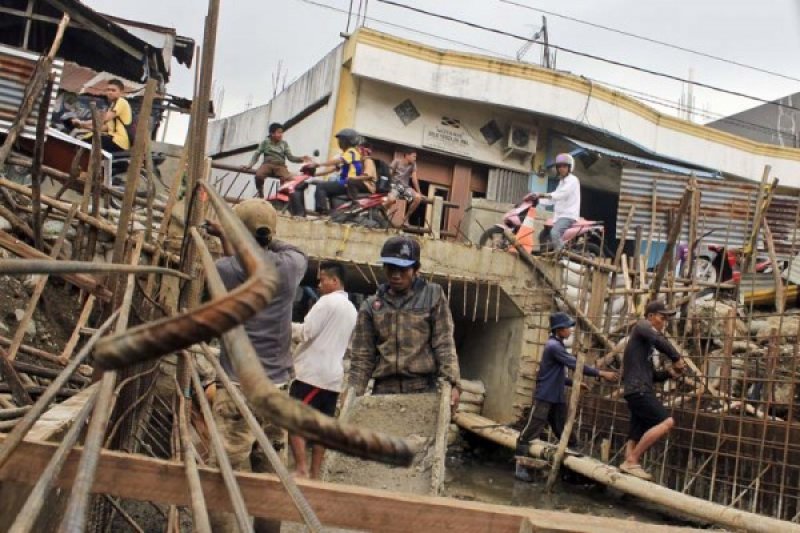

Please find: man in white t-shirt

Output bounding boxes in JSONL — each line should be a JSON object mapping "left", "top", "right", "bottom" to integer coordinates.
{"left": 288, "top": 261, "right": 357, "bottom": 478}
{"left": 537, "top": 152, "right": 581, "bottom": 253}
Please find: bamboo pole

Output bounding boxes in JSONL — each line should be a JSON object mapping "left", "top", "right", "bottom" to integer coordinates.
{"left": 30, "top": 73, "right": 55, "bottom": 251}
{"left": 454, "top": 412, "right": 800, "bottom": 533}
{"left": 650, "top": 186, "right": 692, "bottom": 299}
{"left": 4, "top": 205, "right": 78, "bottom": 362}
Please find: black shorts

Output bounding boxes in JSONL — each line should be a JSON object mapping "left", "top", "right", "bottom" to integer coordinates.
{"left": 289, "top": 379, "right": 339, "bottom": 417}
{"left": 624, "top": 391, "right": 669, "bottom": 442}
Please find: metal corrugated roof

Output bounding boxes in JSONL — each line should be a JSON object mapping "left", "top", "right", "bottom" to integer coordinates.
{"left": 0, "top": 45, "right": 63, "bottom": 139}
{"left": 617, "top": 168, "right": 800, "bottom": 257}
{"left": 563, "top": 136, "right": 721, "bottom": 179}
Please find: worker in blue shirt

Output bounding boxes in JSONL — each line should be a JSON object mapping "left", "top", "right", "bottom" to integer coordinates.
{"left": 515, "top": 312, "right": 616, "bottom": 480}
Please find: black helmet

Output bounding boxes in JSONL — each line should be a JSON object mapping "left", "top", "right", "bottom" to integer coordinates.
{"left": 550, "top": 312, "right": 576, "bottom": 331}
{"left": 335, "top": 128, "right": 360, "bottom": 145}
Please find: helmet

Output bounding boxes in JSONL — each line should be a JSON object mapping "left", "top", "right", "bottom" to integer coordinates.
{"left": 233, "top": 199, "right": 277, "bottom": 236}
{"left": 334, "top": 128, "right": 360, "bottom": 146}
{"left": 554, "top": 153, "right": 574, "bottom": 170}
{"left": 380, "top": 235, "right": 421, "bottom": 268}
{"left": 549, "top": 312, "right": 576, "bottom": 331}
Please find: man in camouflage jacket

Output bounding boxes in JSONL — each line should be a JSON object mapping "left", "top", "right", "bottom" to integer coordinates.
{"left": 347, "top": 236, "right": 461, "bottom": 409}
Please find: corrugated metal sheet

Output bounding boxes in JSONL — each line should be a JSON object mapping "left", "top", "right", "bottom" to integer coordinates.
{"left": 487, "top": 168, "right": 530, "bottom": 203}
{"left": 564, "top": 136, "right": 721, "bottom": 179}
{"left": 0, "top": 45, "right": 63, "bottom": 139}
{"left": 618, "top": 168, "right": 799, "bottom": 257}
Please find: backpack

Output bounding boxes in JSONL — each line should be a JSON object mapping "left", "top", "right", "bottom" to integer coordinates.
{"left": 373, "top": 158, "right": 392, "bottom": 194}
{"left": 115, "top": 100, "right": 138, "bottom": 147}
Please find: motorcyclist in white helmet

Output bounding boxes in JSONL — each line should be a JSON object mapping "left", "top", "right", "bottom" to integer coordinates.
{"left": 537, "top": 153, "right": 581, "bottom": 253}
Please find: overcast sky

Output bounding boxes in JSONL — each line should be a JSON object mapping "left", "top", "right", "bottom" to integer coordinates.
{"left": 85, "top": 0, "right": 800, "bottom": 144}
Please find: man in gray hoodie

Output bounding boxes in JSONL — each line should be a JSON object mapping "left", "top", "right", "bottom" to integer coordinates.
{"left": 207, "top": 198, "right": 306, "bottom": 532}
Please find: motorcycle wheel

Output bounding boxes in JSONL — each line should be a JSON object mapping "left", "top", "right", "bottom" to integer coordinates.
{"left": 692, "top": 256, "right": 718, "bottom": 284}
{"left": 479, "top": 226, "right": 509, "bottom": 250}
{"left": 270, "top": 199, "right": 289, "bottom": 214}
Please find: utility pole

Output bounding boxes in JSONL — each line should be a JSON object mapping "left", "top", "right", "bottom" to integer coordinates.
{"left": 516, "top": 16, "right": 554, "bottom": 70}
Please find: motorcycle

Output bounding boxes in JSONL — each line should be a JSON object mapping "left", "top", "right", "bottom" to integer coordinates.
{"left": 329, "top": 190, "right": 392, "bottom": 229}
{"left": 479, "top": 193, "right": 607, "bottom": 258}
{"left": 265, "top": 164, "right": 317, "bottom": 216}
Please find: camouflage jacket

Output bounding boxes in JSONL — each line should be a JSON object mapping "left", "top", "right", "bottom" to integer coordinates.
{"left": 347, "top": 278, "right": 461, "bottom": 395}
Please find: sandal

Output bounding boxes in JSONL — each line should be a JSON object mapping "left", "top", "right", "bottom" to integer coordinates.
{"left": 619, "top": 463, "right": 653, "bottom": 480}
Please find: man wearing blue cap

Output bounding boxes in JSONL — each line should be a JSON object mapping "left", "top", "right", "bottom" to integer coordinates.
{"left": 515, "top": 312, "right": 616, "bottom": 479}
{"left": 347, "top": 235, "right": 461, "bottom": 411}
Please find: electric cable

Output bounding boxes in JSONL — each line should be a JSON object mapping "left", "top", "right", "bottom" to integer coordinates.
{"left": 375, "top": 0, "right": 800, "bottom": 113}
{"left": 499, "top": 0, "right": 800, "bottom": 84}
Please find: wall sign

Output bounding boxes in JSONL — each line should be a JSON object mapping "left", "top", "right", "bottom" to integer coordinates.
{"left": 422, "top": 122, "right": 473, "bottom": 157}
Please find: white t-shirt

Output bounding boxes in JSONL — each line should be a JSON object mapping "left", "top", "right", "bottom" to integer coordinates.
{"left": 539, "top": 173, "right": 581, "bottom": 221}
{"left": 292, "top": 290, "right": 357, "bottom": 392}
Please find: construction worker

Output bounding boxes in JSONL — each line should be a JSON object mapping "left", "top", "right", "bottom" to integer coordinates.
{"left": 244, "top": 122, "right": 312, "bottom": 198}
{"left": 537, "top": 153, "right": 581, "bottom": 253}
{"left": 289, "top": 261, "right": 357, "bottom": 479}
{"left": 514, "top": 312, "right": 617, "bottom": 481}
{"left": 205, "top": 199, "right": 307, "bottom": 532}
{"left": 620, "top": 301, "right": 685, "bottom": 480}
{"left": 346, "top": 235, "right": 461, "bottom": 410}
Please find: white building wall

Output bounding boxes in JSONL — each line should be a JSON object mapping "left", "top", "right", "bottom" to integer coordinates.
{"left": 207, "top": 44, "right": 344, "bottom": 157}
{"left": 350, "top": 42, "right": 800, "bottom": 187}
{"left": 354, "top": 80, "right": 535, "bottom": 173}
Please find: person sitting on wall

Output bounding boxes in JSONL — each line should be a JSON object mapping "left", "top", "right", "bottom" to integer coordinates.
{"left": 514, "top": 312, "right": 617, "bottom": 482}
{"left": 243, "top": 122, "right": 312, "bottom": 198}
{"left": 386, "top": 149, "right": 423, "bottom": 226}
{"left": 71, "top": 79, "right": 132, "bottom": 154}
{"left": 345, "top": 140, "right": 378, "bottom": 199}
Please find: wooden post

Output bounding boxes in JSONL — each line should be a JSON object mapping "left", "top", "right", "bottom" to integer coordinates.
{"left": 108, "top": 80, "right": 156, "bottom": 305}
{"left": 82, "top": 104, "right": 104, "bottom": 263}
{"left": 763, "top": 221, "right": 785, "bottom": 313}
{"left": 743, "top": 165, "right": 771, "bottom": 272}
{"left": 614, "top": 205, "right": 635, "bottom": 267}
{"left": 720, "top": 308, "right": 735, "bottom": 400}
{"left": 30, "top": 73, "right": 55, "bottom": 251}
{"left": 0, "top": 15, "right": 69, "bottom": 170}
{"left": 650, "top": 185, "right": 693, "bottom": 299}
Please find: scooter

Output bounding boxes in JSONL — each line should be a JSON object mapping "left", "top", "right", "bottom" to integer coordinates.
{"left": 479, "top": 193, "right": 607, "bottom": 258}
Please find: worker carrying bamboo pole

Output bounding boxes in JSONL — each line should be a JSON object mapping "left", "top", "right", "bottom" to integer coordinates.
{"left": 619, "top": 301, "right": 686, "bottom": 480}
{"left": 515, "top": 312, "right": 617, "bottom": 482}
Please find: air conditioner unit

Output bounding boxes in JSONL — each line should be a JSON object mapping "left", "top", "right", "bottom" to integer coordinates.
{"left": 504, "top": 124, "right": 537, "bottom": 160}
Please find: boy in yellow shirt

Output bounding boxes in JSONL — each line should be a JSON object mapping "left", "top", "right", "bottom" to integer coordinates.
{"left": 72, "top": 79, "right": 132, "bottom": 153}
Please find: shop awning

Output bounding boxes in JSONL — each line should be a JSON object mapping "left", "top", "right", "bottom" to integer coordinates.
{"left": 560, "top": 136, "right": 721, "bottom": 179}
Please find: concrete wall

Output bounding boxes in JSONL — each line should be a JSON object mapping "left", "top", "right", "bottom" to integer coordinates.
{"left": 708, "top": 92, "right": 800, "bottom": 148}
{"left": 457, "top": 317, "right": 524, "bottom": 423}
{"left": 275, "top": 217, "right": 555, "bottom": 423}
{"left": 353, "top": 80, "right": 536, "bottom": 173}
{"left": 207, "top": 44, "right": 343, "bottom": 156}
{"left": 349, "top": 30, "right": 800, "bottom": 186}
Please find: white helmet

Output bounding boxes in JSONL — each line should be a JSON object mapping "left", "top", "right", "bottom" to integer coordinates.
{"left": 554, "top": 153, "right": 574, "bottom": 170}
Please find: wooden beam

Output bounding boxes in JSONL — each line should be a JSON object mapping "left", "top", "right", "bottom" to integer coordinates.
{"left": 0, "top": 437, "right": 689, "bottom": 533}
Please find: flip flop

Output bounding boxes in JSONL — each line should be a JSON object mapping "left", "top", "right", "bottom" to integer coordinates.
{"left": 619, "top": 463, "right": 653, "bottom": 481}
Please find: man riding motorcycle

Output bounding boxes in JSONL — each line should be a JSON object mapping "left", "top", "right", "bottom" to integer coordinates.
{"left": 537, "top": 153, "right": 581, "bottom": 253}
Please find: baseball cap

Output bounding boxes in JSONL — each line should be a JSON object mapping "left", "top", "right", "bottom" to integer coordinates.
{"left": 380, "top": 235, "right": 420, "bottom": 268}
{"left": 645, "top": 300, "right": 677, "bottom": 316}
{"left": 233, "top": 199, "right": 277, "bottom": 236}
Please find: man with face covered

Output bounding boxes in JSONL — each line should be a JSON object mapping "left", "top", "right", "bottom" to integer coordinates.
{"left": 346, "top": 235, "right": 461, "bottom": 411}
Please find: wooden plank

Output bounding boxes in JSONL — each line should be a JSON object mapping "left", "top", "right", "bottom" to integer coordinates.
{"left": 0, "top": 436, "right": 694, "bottom": 533}
{"left": 0, "top": 230, "right": 111, "bottom": 301}
{"left": 26, "top": 383, "right": 98, "bottom": 442}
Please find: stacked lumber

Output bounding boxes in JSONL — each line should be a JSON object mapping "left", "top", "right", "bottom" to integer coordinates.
{"left": 455, "top": 379, "right": 485, "bottom": 414}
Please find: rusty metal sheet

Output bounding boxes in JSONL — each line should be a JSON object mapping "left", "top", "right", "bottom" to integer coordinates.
{"left": 618, "top": 168, "right": 799, "bottom": 257}
{"left": 0, "top": 44, "right": 63, "bottom": 139}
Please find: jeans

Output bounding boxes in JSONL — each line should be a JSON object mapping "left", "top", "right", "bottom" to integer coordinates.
{"left": 314, "top": 181, "right": 347, "bottom": 213}
{"left": 549, "top": 217, "right": 575, "bottom": 252}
